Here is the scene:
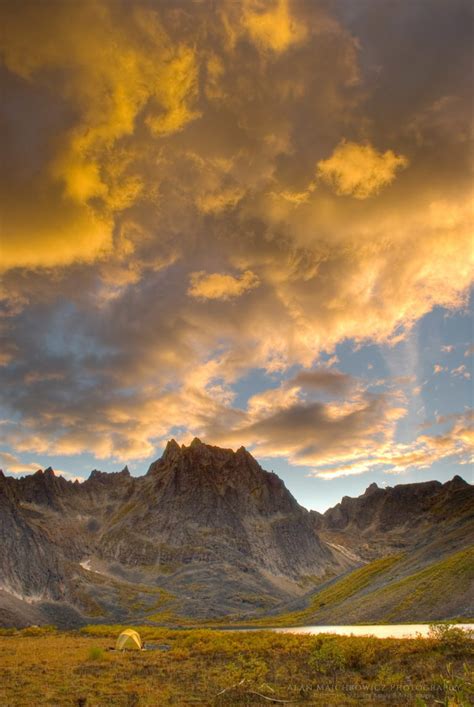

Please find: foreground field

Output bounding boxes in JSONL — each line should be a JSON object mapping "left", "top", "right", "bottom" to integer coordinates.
{"left": 0, "top": 625, "right": 472, "bottom": 706}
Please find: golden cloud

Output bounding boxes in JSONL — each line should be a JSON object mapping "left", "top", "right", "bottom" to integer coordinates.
{"left": 0, "top": 189, "right": 112, "bottom": 271}
{"left": 0, "top": 451, "right": 41, "bottom": 475}
{"left": 0, "top": 1, "right": 200, "bottom": 271}
{"left": 196, "top": 186, "right": 246, "bottom": 214}
{"left": 0, "top": 353, "right": 13, "bottom": 367}
{"left": 317, "top": 140, "right": 408, "bottom": 198}
{"left": 188, "top": 270, "right": 260, "bottom": 300}
{"left": 308, "top": 411, "right": 474, "bottom": 479}
{"left": 241, "top": 0, "right": 308, "bottom": 53}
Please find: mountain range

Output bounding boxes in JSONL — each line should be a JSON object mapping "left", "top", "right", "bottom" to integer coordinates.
{"left": 0, "top": 439, "right": 472, "bottom": 628}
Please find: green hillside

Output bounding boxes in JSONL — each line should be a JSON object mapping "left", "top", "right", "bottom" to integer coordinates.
{"left": 234, "top": 547, "right": 474, "bottom": 627}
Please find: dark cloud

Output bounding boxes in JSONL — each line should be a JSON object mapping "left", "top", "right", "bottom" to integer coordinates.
{"left": 289, "top": 369, "right": 353, "bottom": 396}
{"left": 215, "top": 393, "right": 390, "bottom": 462}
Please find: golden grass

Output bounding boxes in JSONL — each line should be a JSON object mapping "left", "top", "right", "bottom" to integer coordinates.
{"left": 379, "top": 546, "right": 474, "bottom": 620}
{"left": 0, "top": 625, "right": 472, "bottom": 706}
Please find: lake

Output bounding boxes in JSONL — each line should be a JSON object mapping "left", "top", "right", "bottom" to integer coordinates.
{"left": 271, "top": 624, "right": 474, "bottom": 639}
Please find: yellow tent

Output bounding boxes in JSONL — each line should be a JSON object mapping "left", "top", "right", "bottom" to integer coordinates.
{"left": 115, "top": 629, "right": 142, "bottom": 651}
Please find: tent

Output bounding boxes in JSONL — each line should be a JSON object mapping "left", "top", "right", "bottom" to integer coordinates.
{"left": 115, "top": 629, "right": 142, "bottom": 651}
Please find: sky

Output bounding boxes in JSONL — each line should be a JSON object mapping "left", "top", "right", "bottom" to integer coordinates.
{"left": 0, "top": 0, "right": 472, "bottom": 512}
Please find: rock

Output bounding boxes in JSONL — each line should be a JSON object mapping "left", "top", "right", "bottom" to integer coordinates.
{"left": 0, "top": 442, "right": 472, "bottom": 627}
{"left": 319, "top": 475, "right": 473, "bottom": 561}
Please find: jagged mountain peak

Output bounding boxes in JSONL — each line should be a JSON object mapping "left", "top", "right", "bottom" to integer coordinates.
{"left": 31, "top": 467, "right": 70, "bottom": 486}
{"left": 446, "top": 474, "right": 468, "bottom": 487}
{"left": 190, "top": 436, "right": 204, "bottom": 448}
{"left": 150, "top": 437, "right": 256, "bottom": 476}
{"left": 86, "top": 467, "right": 131, "bottom": 485}
{"left": 162, "top": 438, "right": 181, "bottom": 460}
{"left": 363, "top": 482, "right": 380, "bottom": 495}
{"left": 145, "top": 438, "right": 295, "bottom": 515}
{"left": 88, "top": 469, "right": 103, "bottom": 480}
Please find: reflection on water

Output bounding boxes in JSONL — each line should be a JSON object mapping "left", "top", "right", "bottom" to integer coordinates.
{"left": 272, "top": 624, "right": 474, "bottom": 639}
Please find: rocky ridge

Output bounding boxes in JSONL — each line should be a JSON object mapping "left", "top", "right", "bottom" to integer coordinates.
{"left": 0, "top": 440, "right": 472, "bottom": 628}
{"left": 0, "top": 439, "right": 350, "bottom": 627}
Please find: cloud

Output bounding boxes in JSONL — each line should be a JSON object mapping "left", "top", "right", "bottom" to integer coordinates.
{"left": 188, "top": 270, "right": 260, "bottom": 300}
{"left": 0, "top": 451, "right": 41, "bottom": 475}
{"left": 0, "top": 187, "right": 113, "bottom": 271}
{"left": 196, "top": 187, "right": 246, "bottom": 214}
{"left": 317, "top": 140, "right": 408, "bottom": 199}
{"left": 193, "top": 377, "right": 409, "bottom": 472}
{"left": 289, "top": 369, "right": 353, "bottom": 396}
{"left": 0, "top": 0, "right": 472, "bottom": 471}
{"left": 0, "top": 0, "right": 200, "bottom": 271}
{"left": 0, "top": 352, "right": 14, "bottom": 367}
{"left": 240, "top": 0, "right": 308, "bottom": 54}
{"left": 384, "top": 411, "right": 474, "bottom": 472}
{"left": 0, "top": 450, "right": 81, "bottom": 481}
{"left": 308, "top": 461, "right": 375, "bottom": 480}
{"left": 308, "top": 411, "right": 473, "bottom": 479}
{"left": 217, "top": 393, "right": 396, "bottom": 466}
{"left": 452, "top": 364, "right": 470, "bottom": 379}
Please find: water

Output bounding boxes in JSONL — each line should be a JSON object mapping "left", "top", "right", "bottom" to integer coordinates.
{"left": 271, "top": 624, "right": 474, "bottom": 639}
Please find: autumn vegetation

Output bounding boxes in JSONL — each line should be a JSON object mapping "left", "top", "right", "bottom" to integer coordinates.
{"left": 0, "top": 623, "right": 472, "bottom": 705}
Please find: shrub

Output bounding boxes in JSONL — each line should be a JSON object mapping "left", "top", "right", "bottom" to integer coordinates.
{"left": 19, "top": 625, "right": 56, "bottom": 637}
{"left": 88, "top": 646, "right": 105, "bottom": 661}
{"left": 308, "top": 639, "right": 347, "bottom": 675}
{"left": 428, "top": 623, "right": 473, "bottom": 655}
{"left": 342, "top": 637, "right": 379, "bottom": 670}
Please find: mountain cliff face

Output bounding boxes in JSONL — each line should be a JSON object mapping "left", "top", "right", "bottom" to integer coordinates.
{"left": 268, "top": 476, "right": 474, "bottom": 625}
{"left": 103, "top": 439, "right": 335, "bottom": 576}
{"left": 312, "top": 475, "right": 474, "bottom": 564}
{"left": 0, "top": 471, "right": 66, "bottom": 602}
{"left": 0, "top": 441, "right": 472, "bottom": 628}
{"left": 0, "top": 440, "right": 350, "bottom": 627}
